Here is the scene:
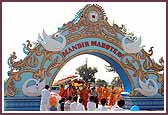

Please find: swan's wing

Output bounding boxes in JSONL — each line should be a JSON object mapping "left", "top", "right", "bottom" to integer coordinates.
{"left": 22, "top": 79, "right": 39, "bottom": 96}
{"left": 128, "top": 48, "right": 141, "bottom": 53}
{"left": 42, "top": 29, "right": 48, "bottom": 39}
{"left": 38, "top": 33, "right": 47, "bottom": 45}
{"left": 38, "top": 33, "right": 43, "bottom": 41}
{"left": 126, "top": 37, "right": 142, "bottom": 48}
{"left": 148, "top": 79, "right": 158, "bottom": 90}
{"left": 139, "top": 78, "right": 149, "bottom": 89}
{"left": 123, "top": 45, "right": 142, "bottom": 53}
{"left": 38, "top": 79, "right": 46, "bottom": 90}
{"left": 122, "top": 36, "right": 139, "bottom": 51}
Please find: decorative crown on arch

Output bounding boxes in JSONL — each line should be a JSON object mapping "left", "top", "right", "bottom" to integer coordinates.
{"left": 5, "top": 4, "right": 164, "bottom": 97}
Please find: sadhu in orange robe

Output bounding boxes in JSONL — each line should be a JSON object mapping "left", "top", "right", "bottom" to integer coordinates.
{"left": 102, "top": 87, "right": 110, "bottom": 103}
{"left": 65, "top": 86, "right": 73, "bottom": 97}
{"left": 118, "top": 85, "right": 124, "bottom": 99}
{"left": 97, "top": 86, "right": 103, "bottom": 103}
{"left": 80, "top": 86, "right": 90, "bottom": 110}
{"left": 59, "top": 86, "right": 66, "bottom": 98}
{"left": 109, "top": 87, "right": 116, "bottom": 106}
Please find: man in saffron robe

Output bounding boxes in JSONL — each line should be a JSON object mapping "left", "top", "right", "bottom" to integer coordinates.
{"left": 72, "top": 86, "right": 77, "bottom": 97}
{"left": 59, "top": 85, "right": 65, "bottom": 98}
{"left": 118, "top": 85, "right": 124, "bottom": 100}
{"left": 109, "top": 86, "right": 116, "bottom": 106}
{"left": 80, "top": 84, "right": 90, "bottom": 110}
{"left": 65, "top": 83, "right": 73, "bottom": 97}
{"left": 102, "top": 85, "right": 110, "bottom": 104}
{"left": 97, "top": 85, "right": 103, "bottom": 103}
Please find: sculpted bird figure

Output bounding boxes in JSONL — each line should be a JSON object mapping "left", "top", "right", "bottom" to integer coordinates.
{"left": 22, "top": 78, "right": 46, "bottom": 96}
{"left": 122, "top": 36, "right": 145, "bottom": 53}
{"left": 38, "top": 29, "right": 66, "bottom": 52}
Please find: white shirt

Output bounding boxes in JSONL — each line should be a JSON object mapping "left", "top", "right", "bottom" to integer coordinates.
{"left": 98, "top": 105, "right": 107, "bottom": 111}
{"left": 77, "top": 103, "right": 85, "bottom": 111}
{"left": 64, "top": 100, "right": 71, "bottom": 111}
{"left": 70, "top": 102, "right": 79, "bottom": 111}
{"left": 40, "top": 88, "right": 51, "bottom": 111}
{"left": 111, "top": 104, "right": 125, "bottom": 111}
{"left": 87, "top": 102, "right": 96, "bottom": 111}
{"left": 40, "top": 89, "right": 51, "bottom": 105}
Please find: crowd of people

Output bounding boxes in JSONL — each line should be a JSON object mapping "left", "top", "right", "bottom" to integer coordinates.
{"left": 40, "top": 83, "right": 127, "bottom": 111}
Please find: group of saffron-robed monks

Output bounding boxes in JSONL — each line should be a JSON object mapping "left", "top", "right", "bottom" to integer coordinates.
{"left": 40, "top": 83, "right": 124, "bottom": 111}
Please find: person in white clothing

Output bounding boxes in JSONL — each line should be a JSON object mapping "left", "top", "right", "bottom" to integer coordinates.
{"left": 64, "top": 96, "right": 72, "bottom": 111}
{"left": 90, "top": 87, "right": 98, "bottom": 108}
{"left": 111, "top": 99, "right": 125, "bottom": 111}
{"left": 40, "top": 85, "right": 51, "bottom": 111}
{"left": 87, "top": 96, "right": 96, "bottom": 111}
{"left": 98, "top": 98, "right": 107, "bottom": 111}
{"left": 70, "top": 96, "right": 79, "bottom": 111}
{"left": 77, "top": 98, "right": 85, "bottom": 111}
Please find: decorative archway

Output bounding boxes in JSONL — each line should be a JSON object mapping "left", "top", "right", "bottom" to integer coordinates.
{"left": 51, "top": 49, "right": 134, "bottom": 94}
{"left": 4, "top": 4, "right": 164, "bottom": 111}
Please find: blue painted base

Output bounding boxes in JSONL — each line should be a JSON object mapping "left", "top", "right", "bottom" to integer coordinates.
{"left": 4, "top": 96, "right": 164, "bottom": 111}
{"left": 4, "top": 97, "right": 41, "bottom": 111}
{"left": 123, "top": 96, "right": 164, "bottom": 111}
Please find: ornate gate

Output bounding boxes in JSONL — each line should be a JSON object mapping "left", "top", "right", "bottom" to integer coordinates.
{"left": 4, "top": 4, "right": 164, "bottom": 111}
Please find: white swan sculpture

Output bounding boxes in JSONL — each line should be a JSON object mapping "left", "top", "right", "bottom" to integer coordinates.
{"left": 22, "top": 78, "right": 46, "bottom": 97}
{"left": 135, "top": 78, "right": 158, "bottom": 96}
{"left": 122, "top": 36, "right": 145, "bottom": 53}
{"left": 38, "top": 29, "right": 66, "bottom": 52}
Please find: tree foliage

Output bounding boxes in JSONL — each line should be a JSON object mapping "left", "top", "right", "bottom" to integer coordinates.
{"left": 111, "top": 76, "right": 122, "bottom": 87}
{"left": 76, "top": 64, "right": 98, "bottom": 83}
{"left": 96, "top": 79, "right": 107, "bottom": 86}
{"left": 104, "top": 64, "right": 116, "bottom": 73}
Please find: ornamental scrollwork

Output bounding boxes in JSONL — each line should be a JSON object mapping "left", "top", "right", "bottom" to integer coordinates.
{"left": 121, "top": 47, "right": 164, "bottom": 96}
{"left": 4, "top": 78, "right": 17, "bottom": 97}
{"left": 5, "top": 4, "right": 164, "bottom": 97}
{"left": 5, "top": 40, "right": 64, "bottom": 96}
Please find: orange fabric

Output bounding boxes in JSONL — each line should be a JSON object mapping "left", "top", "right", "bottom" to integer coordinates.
{"left": 49, "top": 95, "right": 57, "bottom": 107}
{"left": 97, "top": 87, "right": 103, "bottom": 102}
{"left": 80, "top": 88, "right": 89, "bottom": 109}
{"left": 72, "top": 88, "right": 77, "bottom": 95}
{"left": 109, "top": 89, "right": 116, "bottom": 106}
{"left": 59, "top": 87, "right": 65, "bottom": 97}
{"left": 102, "top": 87, "right": 110, "bottom": 101}
{"left": 66, "top": 87, "right": 73, "bottom": 97}
{"left": 118, "top": 87, "right": 124, "bottom": 99}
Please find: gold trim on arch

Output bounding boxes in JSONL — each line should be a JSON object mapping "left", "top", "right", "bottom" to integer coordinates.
{"left": 5, "top": 4, "right": 164, "bottom": 97}
{"left": 49, "top": 49, "right": 135, "bottom": 96}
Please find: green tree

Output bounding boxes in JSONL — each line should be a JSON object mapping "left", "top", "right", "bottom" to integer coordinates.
{"left": 104, "top": 64, "right": 116, "bottom": 72}
{"left": 96, "top": 79, "right": 107, "bottom": 86}
{"left": 111, "top": 76, "right": 122, "bottom": 87}
{"left": 76, "top": 64, "right": 98, "bottom": 84}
